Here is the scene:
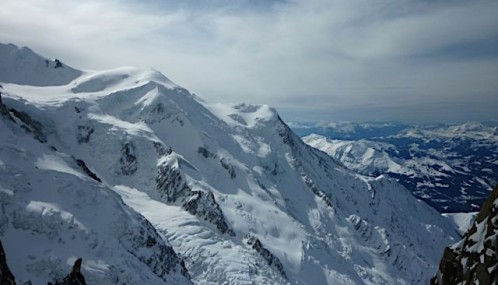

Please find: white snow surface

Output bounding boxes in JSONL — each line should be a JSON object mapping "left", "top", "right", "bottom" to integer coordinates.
{"left": 302, "top": 134, "right": 404, "bottom": 176}
{"left": 0, "top": 43, "right": 81, "bottom": 86}
{"left": 442, "top": 212, "right": 478, "bottom": 236}
{"left": 0, "top": 118, "right": 190, "bottom": 285}
{"left": 0, "top": 44, "right": 460, "bottom": 284}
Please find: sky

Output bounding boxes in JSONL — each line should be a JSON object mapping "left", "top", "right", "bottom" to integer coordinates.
{"left": 1, "top": 0, "right": 498, "bottom": 124}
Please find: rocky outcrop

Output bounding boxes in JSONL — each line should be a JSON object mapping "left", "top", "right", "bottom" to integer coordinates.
{"left": 0, "top": 90, "right": 10, "bottom": 119}
{"left": 1, "top": 240, "right": 88, "bottom": 285}
{"left": 53, "top": 59, "right": 63, "bottom": 69}
{"left": 0, "top": 100, "right": 13, "bottom": 121}
{"left": 119, "top": 142, "right": 138, "bottom": 175}
{"left": 220, "top": 158, "right": 236, "bottom": 179}
{"left": 154, "top": 142, "right": 172, "bottom": 156}
{"left": 431, "top": 184, "right": 498, "bottom": 285}
{"left": 246, "top": 235, "right": 286, "bottom": 278}
{"left": 51, "top": 258, "right": 86, "bottom": 285}
{"left": 197, "top": 146, "right": 215, "bottom": 159}
{"left": 0, "top": 240, "right": 16, "bottom": 285}
{"left": 183, "top": 190, "right": 234, "bottom": 236}
{"left": 76, "top": 125, "right": 93, "bottom": 144}
{"left": 9, "top": 108, "right": 47, "bottom": 143}
{"left": 74, "top": 158, "right": 102, "bottom": 183}
{"left": 0, "top": 93, "right": 44, "bottom": 137}
{"left": 156, "top": 159, "right": 235, "bottom": 236}
{"left": 122, "top": 216, "right": 191, "bottom": 281}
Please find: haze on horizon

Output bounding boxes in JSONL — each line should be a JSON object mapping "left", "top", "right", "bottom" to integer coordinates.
{"left": 1, "top": 0, "right": 497, "bottom": 124}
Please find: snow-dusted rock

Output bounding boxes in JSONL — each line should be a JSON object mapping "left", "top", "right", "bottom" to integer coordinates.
{"left": 431, "top": 184, "right": 498, "bottom": 285}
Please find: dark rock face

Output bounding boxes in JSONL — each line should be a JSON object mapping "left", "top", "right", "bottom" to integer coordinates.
{"left": 54, "top": 59, "right": 63, "bottom": 69}
{"left": 51, "top": 258, "right": 86, "bottom": 285}
{"left": 246, "top": 235, "right": 286, "bottom": 278}
{"left": 153, "top": 142, "right": 172, "bottom": 156}
{"left": 8, "top": 109, "right": 47, "bottom": 143}
{"left": 1, "top": 241, "right": 88, "bottom": 285}
{"left": 76, "top": 126, "right": 93, "bottom": 144}
{"left": 156, "top": 162, "right": 190, "bottom": 203}
{"left": 156, "top": 160, "right": 235, "bottom": 236}
{"left": 74, "top": 158, "right": 102, "bottom": 183}
{"left": 119, "top": 142, "right": 138, "bottom": 175}
{"left": 183, "top": 191, "right": 235, "bottom": 236}
{"left": 431, "top": 184, "right": 498, "bottom": 285}
{"left": 123, "top": 217, "right": 191, "bottom": 282}
{"left": 197, "top": 146, "right": 215, "bottom": 159}
{"left": 276, "top": 117, "right": 298, "bottom": 149}
{"left": 220, "top": 158, "right": 236, "bottom": 179}
{"left": 0, "top": 94, "right": 13, "bottom": 121}
{"left": 0, "top": 241, "right": 16, "bottom": 285}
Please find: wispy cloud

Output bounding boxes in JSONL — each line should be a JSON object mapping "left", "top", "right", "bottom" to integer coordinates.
{"left": 1, "top": 0, "right": 497, "bottom": 123}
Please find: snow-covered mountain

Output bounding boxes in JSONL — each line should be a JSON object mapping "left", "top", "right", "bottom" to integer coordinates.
{"left": 303, "top": 135, "right": 400, "bottom": 177}
{"left": 0, "top": 43, "right": 81, "bottom": 86}
{"left": 0, "top": 43, "right": 460, "bottom": 284}
{"left": 303, "top": 125, "right": 498, "bottom": 212}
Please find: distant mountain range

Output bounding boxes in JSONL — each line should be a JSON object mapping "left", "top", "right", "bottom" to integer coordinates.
{"left": 295, "top": 121, "right": 498, "bottom": 212}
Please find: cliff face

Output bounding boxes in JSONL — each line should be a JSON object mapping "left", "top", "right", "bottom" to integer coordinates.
{"left": 431, "top": 184, "right": 498, "bottom": 285}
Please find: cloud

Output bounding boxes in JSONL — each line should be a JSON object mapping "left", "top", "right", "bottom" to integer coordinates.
{"left": 1, "top": 0, "right": 497, "bottom": 123}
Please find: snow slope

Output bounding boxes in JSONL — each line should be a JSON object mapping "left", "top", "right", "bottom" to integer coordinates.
{"left": 0, "top": 43, "right": 81, "bottom": 86}
{"left": 0, "top": 100, "right": 190, "bottom": 284}
{"left": 442, "top": 212, "right": 477, "bottom": 236}
{"left": 0, "top": 43, "right": 460, "bottom": 284}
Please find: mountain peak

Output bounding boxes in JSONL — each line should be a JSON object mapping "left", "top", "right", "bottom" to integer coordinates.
{"left": 70, "top": 66, "right": 178, "bottom": 94}
{"left": 0, "top": 43, "right": 81, "bottom": 86}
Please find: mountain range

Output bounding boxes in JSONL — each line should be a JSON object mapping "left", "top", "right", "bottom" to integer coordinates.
{"left": 298, "top": 122, "right": 498, "bottom": 212}
{"left": 0, "top": 43, "right": 462, "bottom": 284}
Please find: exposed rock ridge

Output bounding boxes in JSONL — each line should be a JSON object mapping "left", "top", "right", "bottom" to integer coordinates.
{"left": 246, "top": 235, "right": 287, "bottom": 278}
{"left": 50, "top": 258, "right": 86, "bottom": 285}
{"left": 156, "top": 158, "right": 235, "bottom": 236}
{"left": 9, "top": 108, "right": 47, "bottom": 143}
{"left": 276, "top": 118, "right": 336, "bottom": 211}
{"left": 122, "top": 216, "right": 192, "bottom": 282}
{"left": 431, "top": 184, "right": 498, "bottom": 285}
{"left": 74, "top": 158, "right": 102, "bottom": 183}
